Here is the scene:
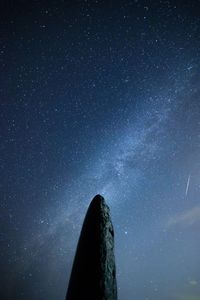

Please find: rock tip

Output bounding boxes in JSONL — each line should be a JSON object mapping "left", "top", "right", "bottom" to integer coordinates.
{"left": 90, "top": 194, "right": 106, "bottom": 206}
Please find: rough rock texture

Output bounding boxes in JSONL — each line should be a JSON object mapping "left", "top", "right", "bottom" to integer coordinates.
{"left": 66, "top": 194, "right": 117, "bottom": 300}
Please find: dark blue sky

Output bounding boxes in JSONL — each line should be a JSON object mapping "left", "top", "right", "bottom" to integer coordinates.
{"left": 1, "top": 1, "right": 200, "bottom": 299}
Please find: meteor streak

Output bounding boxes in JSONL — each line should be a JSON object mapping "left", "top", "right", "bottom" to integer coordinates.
{"left": 185, "top": 174, "right": 191, "bottom": 198}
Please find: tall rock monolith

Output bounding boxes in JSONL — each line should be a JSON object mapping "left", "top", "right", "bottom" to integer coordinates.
{"left": 66, "top": 194, "right": 117, "bottom": 300}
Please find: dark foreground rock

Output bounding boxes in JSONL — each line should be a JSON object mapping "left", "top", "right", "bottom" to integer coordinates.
{"left": 66, "top": 194, "right": 117, "bottom": 300}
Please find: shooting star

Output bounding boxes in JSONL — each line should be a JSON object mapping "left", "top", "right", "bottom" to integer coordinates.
{"left": 185, "top": 174, "right": 191, "bottom": 198}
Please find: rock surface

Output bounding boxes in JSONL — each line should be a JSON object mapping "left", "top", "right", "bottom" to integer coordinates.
{"left": 66, "top": 194, "right": 117, "bottom": 300}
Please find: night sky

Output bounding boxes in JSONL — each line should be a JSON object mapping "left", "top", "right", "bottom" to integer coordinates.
{"left": 1, "top": 1, "right": 200, "bottom": 299}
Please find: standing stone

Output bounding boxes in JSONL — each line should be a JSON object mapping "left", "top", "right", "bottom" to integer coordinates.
{"left": 66, "top": 194, "right": 117, "bottom": 300}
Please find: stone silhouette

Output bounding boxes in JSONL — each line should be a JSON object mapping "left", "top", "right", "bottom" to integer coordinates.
{"left": 66, "top": 194, "right": 117, "bottom": 300}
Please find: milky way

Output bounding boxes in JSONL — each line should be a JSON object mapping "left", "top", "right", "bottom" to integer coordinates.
{"left": 1, "top": 1, "right": 200, "bottom": 300}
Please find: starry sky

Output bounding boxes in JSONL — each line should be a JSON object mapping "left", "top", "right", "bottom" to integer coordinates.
{"left": 1, "top": 1, "right": 200, "bottom": 299}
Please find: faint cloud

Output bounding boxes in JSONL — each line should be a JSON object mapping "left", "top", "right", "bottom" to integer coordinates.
{"left": 166, "top": 205, "right": 200, "bottom": 228}
{"left": 189, "top": 280, "right": 198, "bottom": 286}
